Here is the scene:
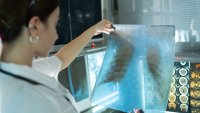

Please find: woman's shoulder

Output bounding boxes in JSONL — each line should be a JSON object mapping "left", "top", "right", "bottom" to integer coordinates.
{"left": 33, "top": 55, "right": 62, "bottom": 78}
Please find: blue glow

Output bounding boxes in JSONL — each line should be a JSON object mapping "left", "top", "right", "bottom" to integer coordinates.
{"left": 91, "top": 25, "right": 175, "bottom": 112}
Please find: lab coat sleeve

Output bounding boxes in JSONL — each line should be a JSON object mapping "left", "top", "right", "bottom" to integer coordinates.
{"left": 32, "top": 56, "right": 62, "bottom": 80}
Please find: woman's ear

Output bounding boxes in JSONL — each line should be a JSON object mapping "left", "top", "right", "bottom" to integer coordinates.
{"left": 28, "top": 16, "right": 41, "bottom": 35}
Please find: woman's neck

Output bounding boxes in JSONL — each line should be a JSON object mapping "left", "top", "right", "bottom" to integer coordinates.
{"left": 1, "top": 43, "right": 34, "bottom": 67}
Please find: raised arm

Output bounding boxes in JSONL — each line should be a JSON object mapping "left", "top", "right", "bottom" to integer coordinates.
{"left": 55, "top": 19, "right": 114, "bottom": 70}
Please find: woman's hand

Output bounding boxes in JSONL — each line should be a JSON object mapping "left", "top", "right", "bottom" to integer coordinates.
{"left": 134, "top": 109, "right": 144, "bottom": 113}
{"left": 91, "top": 19, "right": 115, "bottom": 35}
{"left": 54, "top": 19, "right": 115, "bottom": 70}
{"left": 129, "top": 109, "right": 144, "bottom": 113}
{"left": 134, "top": 109, "right": 141, "bottom": 113}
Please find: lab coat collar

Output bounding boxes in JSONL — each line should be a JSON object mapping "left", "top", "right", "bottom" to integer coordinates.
{"left": 0, "top": 62, "right": 59, "bottom": 92}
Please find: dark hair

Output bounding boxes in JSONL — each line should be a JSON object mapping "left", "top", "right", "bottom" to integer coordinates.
{"left": 0, "top": 0, "right": 59, "bottom": 43}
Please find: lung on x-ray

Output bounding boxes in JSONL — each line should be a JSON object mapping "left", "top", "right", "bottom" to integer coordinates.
{"left": 91, "top": 25, "right": 175, "bottom": 112}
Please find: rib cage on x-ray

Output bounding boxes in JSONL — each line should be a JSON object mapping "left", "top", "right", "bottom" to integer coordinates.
{"left": 101, "top": 34, "right": 134, "bottom": 84}
{"left": 91, "top": 25, "right": 175, "bottom": 113}
{"left": 101, "top": 37, "right": 165, "bottom": 100}
{"left": 146, "top": 46, "right": 164, "bottom": 101}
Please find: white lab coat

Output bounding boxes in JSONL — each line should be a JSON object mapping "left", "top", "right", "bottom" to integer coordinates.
{"left": 0, "top": 56, "right": 79, "bottom": 113}
{"left": 33, "top": 56, "right": 61, "bottom": 79}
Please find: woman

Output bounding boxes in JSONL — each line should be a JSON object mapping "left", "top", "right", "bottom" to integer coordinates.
{"left": 0, "top": 0, "right": 114, "bottom": 113}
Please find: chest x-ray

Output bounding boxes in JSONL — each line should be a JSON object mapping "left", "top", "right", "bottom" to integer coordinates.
{"left": 91, "top": 25, "right": 175, "bottom": 112}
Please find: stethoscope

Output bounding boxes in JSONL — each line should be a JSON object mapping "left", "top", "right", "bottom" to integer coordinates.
{"left": 0, "top": 67, "right": 43, "bottom": 85}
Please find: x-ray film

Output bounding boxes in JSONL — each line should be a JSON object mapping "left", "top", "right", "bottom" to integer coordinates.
{"left": 91, "top": 25, "right": 175, "bottom": 112}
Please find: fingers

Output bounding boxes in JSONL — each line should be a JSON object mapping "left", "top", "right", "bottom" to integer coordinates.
{"left": 105, "top": 26, "right": 115, "bottom": 32}
{"left": 105, "top": 23, "right": 116, "bottom": 30}
{"left": 93, "top": 19, "right": 115, "bottom": 35}
{"left": 103, "top": 20, "right": 115, "bottom": 34}
{"left": 101, "top": 19, "right": 114, "bottom": 27}
{"left": 102, "top": 30, "right": 111, "bottom": 35}
{"left": 102, "top": 19, "right": 113, "bottom": 26}
{"left": 95, "top": 30, "right": 110, "bottom": 35}
{"left": 134, "top": 109, "right": 141, "bottom": 113}
{"left": 134, "top": 109, "right": 144, "bottom": 113}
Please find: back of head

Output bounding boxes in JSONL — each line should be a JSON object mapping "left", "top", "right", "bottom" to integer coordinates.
{"left": 0, "top": 0, "right": 59, "bottom": 43}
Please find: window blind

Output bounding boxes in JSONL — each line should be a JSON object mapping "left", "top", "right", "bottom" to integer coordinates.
{"left": 117, "top": 0, "right": 200, "bottom": 42}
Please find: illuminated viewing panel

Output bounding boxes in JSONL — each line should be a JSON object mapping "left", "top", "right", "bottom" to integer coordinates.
{"left": 87, "top": 51, "right": 105, "bottom": 92}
